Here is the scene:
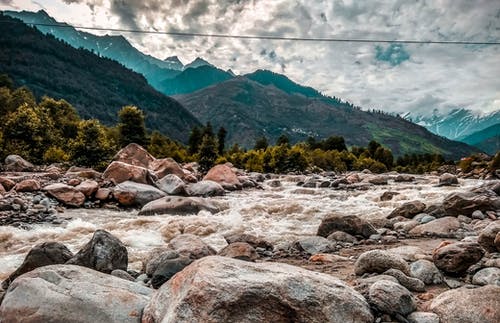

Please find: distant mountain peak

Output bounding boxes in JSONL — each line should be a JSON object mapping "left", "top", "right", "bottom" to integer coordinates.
{"left": 164, "top": 55, "right": 183, "bottom": 64}
{"left": 227, "top": 69, "right": 236, "bottom": 76}
{"left": 184, "top": 57, "right": 212, "bottom": 70}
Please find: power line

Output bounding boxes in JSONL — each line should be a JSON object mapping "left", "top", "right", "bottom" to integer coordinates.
{"left": 2, "top": 20, "right": 500, "bottom": 45}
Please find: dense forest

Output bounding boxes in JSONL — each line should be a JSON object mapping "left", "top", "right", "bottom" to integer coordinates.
{"left": 0, "top": 13, "right": 200, "bottom": 143}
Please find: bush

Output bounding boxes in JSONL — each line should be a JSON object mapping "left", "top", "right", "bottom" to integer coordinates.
{"left": 43, "top": 146, "right": 70, "bottom": 164}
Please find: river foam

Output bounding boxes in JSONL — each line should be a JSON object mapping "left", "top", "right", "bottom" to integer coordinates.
{"left": 0, "top": 174, "right": 484, "bottom": 279}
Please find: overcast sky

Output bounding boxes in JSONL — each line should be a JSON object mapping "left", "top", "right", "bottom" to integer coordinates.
{"left": 1, "top": 0, "right": 499, "bottom": 116}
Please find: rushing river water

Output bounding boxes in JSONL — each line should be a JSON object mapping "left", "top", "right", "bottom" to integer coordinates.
{"left": 0, "top": 174, "right": 485, "bottom": 280}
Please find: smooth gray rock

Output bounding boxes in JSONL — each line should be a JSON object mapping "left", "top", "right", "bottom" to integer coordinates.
{"left": 410, "top": 260, "right": 443, "bottom": 285}
{"left": 355, "top": 249, "right": 411, "bottom": 276}
{"left": 142, "top": 256, "right": 374, "bottom": 323}
{"left": 368, "top": 280, "right": 416, "bottom": 316}
{"left": 139, "top": 196, "right": 224, "bottom": 215}
{"left": 383, "top": 268, "right": 425, "bottom": 292}
{"left": 472, "top": 267, "right": 500, "bottom": 286}
{"left": 186, "top": 180, "right": 225, "bottom": 197}
{"left": 113, "top": 181, "right": 166, "bottom": 206}
{"left": 438, "top": 173, "right": 458, "bottom": 186}
{"left": 145, "top": 249, "right": 180, "bottom": 276}
{"left": 295, "top": 236, "right": 334, "bottom": 254}
{"left": 388, "top": 201, "right": 426, "bottom": 219}
{"left": 111, "top": 269, "right": 135, "bottom": 282}
{"left": 156, "top": 174, "right": 186, "bottom": 195}
{"left": 0, "top": 265, "right": 152, "bottom": 323}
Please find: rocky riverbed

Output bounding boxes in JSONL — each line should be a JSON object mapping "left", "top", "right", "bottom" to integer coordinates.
{"left": 0, "top": 145, "right": 499, "bottom": 322}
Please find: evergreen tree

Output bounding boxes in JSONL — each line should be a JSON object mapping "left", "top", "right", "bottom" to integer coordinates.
{"left": 276, "top": 134, "right": 290, "bottom": 147}
{"left": 254, "top": 136, "right": 269, "bottom": 150}
{"left": 217, "top": 127, "right": 227, "bottom": 155}
{"left": 118, "top": 105, "right": 147, "bottom": 147}
{"left": 188, "top": 126, "right": 202, "bottom": 155}
{"left": 70, "top": 119, "right": 114, "bottom": 169}
{"left": 198, "top": 134, "right": 218, "bottom": 172}
{"left": 321, "top": 136, "right": 347, "bottom": 151}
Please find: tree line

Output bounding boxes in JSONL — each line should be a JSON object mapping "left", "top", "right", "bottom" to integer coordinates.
{"left": 1, "top": 75, "right": 492, "bottom": 174}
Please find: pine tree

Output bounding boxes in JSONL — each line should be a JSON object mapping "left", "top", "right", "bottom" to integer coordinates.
{"left": 188, "top": 126, "right": 202, "bottom": 155}
{"left": 254, "top": 136, "right": 269, "bottom": 150}
{"left": 198, "top": 134, "right": 218, "bottom": 172}
{"left": 217, "top": 127, "right": 227, "bottom": 155}
{"left": 118, "top": 105, "right": 147, "bottom": 147}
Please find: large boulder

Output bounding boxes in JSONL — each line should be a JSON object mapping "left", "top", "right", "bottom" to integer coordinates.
{"left": 432, "top": 241, "right": 485, "bottom": 276}
{"left": 0, "top": 265, "right": 152, "bottom": 323}
{"left": 75, "top": 179, "right": 99, "bottom": 197}
{"left": 317, "top": 214, "right": 377, "bottom": 238}
{"left": 478, "top": 222, "right": 500, "bottom": 252}
{"left": 103, "top": 161, "right": 157, "bottom": 185}
{"left": 409, "top": 216, "right": 461, "bottom": 238}
{"left": 112, "top": 143, "right": 155, "bottom": 168}
{"left": 368, "top": 280, "right": 416, "bottom": 316}
{"left": 186, "top": 180, "right": 225, "bottom": 197}
{"left": 442, "top": 191, "right": 500, "bottom": 216}
{"left": 150, "top": 158, "right": 185, "bottom": 179}
{"left": 203, "top": 164, "right": 242, "bottom": 190}
{"left": 388, "top": 201, "right": 426, "bottom": 219}
{"left": 138, "top": 196, "right": 224, "bottom": 216}
{"left": 156, "top": 174, "right": 186, "bottom": 195}
{"left": 354, "top": 249, "right": 411, "bottom": 276}
{"left": 1, "top": 242, "right": 73, "bottom": 289}
{"left": 14, "top": 179, "right": 41, "bottom": 192}
{"left": 142, "top": 256, "right": 374, "bottom": 323}
{"left": 113, "top": 181, "right": 166, "bottom": 206}
{"left": 168, "top": 234, "right": 216, "bottom": 259}
{"left": 66, "top": 230, "right": 128, "bottom": 273}
{"left": 429, "top": 285, "right": 500, "bottom": 323}
{"left": 43, "top": 183, "right": 86, "bottom": 207}
{"left": 4, "top": 154, "right": 34, "bottom": 172}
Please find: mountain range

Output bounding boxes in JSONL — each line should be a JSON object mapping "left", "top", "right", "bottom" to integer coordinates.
{"left": 0, "top": 13, "right": 199, "bottom": 142}
{"left": 0, "top": 11, "right": 484, "bottom": 159}
{"left": 458, "top": 123, "right": 500, "bottom": 155}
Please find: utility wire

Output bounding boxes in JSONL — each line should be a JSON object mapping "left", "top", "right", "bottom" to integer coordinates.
{"left": 2, "top": 20, "right": 500, "bottom": 45}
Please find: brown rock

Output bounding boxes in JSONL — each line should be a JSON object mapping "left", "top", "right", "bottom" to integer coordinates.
{"left": 203, "top": 164, "right": 242, "bottom": 190}
{"left": 380, "top": 191, "right": 400, "bottom": 201}
{"left": 388, "top": 200, "right": 426, "bottom": 219}
{"left": 112, "top": 143, "right": 155, "bottom": 168}
{"left": 150, "top": 158, "right": 185, "bottom": 179}
{"left": 67, "top": 178, "right": 81, "bottom": 186}
{"left": 317, "top": 213, "right": 377, "bottom": 238}
{"left": 432, "top": 241, "right": 485, "bottom": 276}
{"left": 0, "top": 183, "right": 5, "bottom": 194}
{"left": 43, "top": 183, "right": 86, "bottom": 207}
{"left": 138, "top": 196, "right": 224, "bottom": 216}
{"left": 95, "top": 188, "right": 112, "bottom": 201}
{"left": 14, "top": 179, "right": 41, "bottom": 192}
{"left": 218, "top": 242, "right": 259, "bottom": 262}
{"left": 409, "top": 216, "right": 461, "bottom": 238}
{"left": 0, "top": 177, "right": 16, "bottom": 191}
{"left": 75, "top": 180, "right": 99, "bottom": 197}
{"left": 168, "top": 234, "right": 216, "bottom": 259}
{"left": 429, "top": 285, "right": 500, "bottom": 323}
{"left": 142, "top": 256, "right": 374, "bottom": 323}
{"left": 224, "top": 233, "right": 273, "bottom": 250}
{"left": 65, "top": 166, "right": 102, "bottom": 179}
{"left": 103, "top": 161, "right": 156, "bottom": 185}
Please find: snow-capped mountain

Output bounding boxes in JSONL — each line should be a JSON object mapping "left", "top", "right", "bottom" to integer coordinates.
{"left": 403, "top": 108, "right": 500, "bottom": 140}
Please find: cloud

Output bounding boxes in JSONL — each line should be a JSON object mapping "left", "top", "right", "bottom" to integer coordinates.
{"left": 5, "top": 0, "right": 499, "bottom": 116}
